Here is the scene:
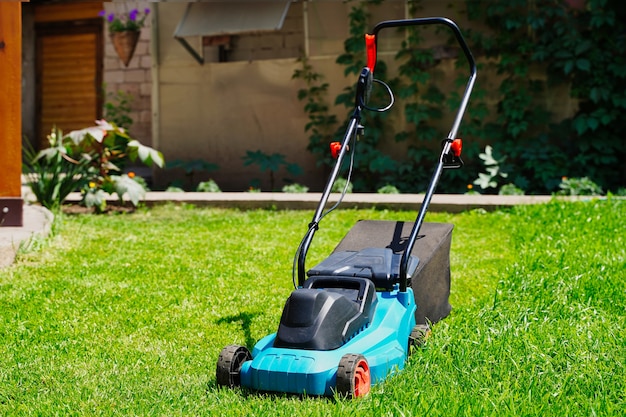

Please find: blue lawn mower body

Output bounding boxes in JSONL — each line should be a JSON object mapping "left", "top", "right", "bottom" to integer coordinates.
{"left": 240, "top": 286, "right": 416, "bottom": 396}
{"left": 216, "top": 17, "right": 476, "bottom": 398}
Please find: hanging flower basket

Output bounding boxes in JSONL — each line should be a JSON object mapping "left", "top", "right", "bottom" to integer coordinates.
{"left": 110, "top": 30, "right": 140, "bottom": 67}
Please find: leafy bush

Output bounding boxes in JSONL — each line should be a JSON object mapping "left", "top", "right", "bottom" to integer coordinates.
{"left": 196, "top": 180, "right": 221, "bottom": 193}
{"left": 166, "top": 159, "right": 219, "bottom": 191}
{"left": 165, "top": 186, "right": 184, "bottom": 193}
{"left": 499, "top": 183, "right": 525, "bottom": 196}
{"left": 24, "top": 120, "right": 163, "bottom": 211}
{"left": 331, "top": 177, "right": 353, "bottom": 193}
{"left": 282, "top": 183, "right": 309, "bottom": 193}
{"left": 464, "top": 0, "right": 626, "bottom": 193}
{"left": 377, "top": 184, "right": 400, "bottom": 194}
{"left": 473, "top": 146, "right": 510, "bottom": 192}
{"left": 242, "top": 150, "right": 303, "bottom": 191}
{"left": 22, "top": 127, "right": 90, "bottom": 209}
{"left": 557, "top": 177, "right": 603, "bottom": 196}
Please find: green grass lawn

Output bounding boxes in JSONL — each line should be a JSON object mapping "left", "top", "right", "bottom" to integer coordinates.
{"left": 1, "top": 198, "right": 624, "bottom": 416}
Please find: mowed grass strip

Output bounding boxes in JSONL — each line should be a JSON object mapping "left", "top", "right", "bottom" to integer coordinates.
{"left": 0, "top": 198, "right": 623, "bottom": 416}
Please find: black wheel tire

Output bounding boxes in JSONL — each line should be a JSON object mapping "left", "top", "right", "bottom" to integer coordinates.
{"left": 216, "top": 344, "right": 251, "bottom": 387}
{"left": 409, "top": 324, "right": 431, "bottom": 354}
{"left": 336, "top": 353, "right": 371, "bottom": 398}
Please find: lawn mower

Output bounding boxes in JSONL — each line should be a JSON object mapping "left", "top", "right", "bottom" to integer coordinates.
{"left": 216, "top": 17, "right": 476, "bottom": 398}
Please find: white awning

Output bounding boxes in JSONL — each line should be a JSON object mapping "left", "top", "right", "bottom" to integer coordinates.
{"left": 174, "top": 1, "right": 293, "bottom": 64}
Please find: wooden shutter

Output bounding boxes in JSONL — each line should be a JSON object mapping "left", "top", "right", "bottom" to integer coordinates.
{"left": 34, "top": 1, "right": 103, "bottom": 148}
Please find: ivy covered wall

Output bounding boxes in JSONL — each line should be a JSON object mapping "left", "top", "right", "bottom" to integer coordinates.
{"left": 296, "top": 0, "right": 625, "bottom": 194}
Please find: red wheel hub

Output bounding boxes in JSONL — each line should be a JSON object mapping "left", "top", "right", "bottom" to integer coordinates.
{"left": 353, "top": 359, "right": 371, "bottom": 397}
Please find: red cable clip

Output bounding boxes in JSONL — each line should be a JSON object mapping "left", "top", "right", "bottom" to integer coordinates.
{"left": 330, "top": 142, "right": 341, "bottom": 159}
{"left": 451, "top": 139, "right": 462, "bottom": 157}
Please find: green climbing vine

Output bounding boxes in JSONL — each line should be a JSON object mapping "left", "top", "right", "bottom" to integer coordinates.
{"left": 333, "top": 1, "right": 400, "bottom": 192}
{"left": 292, "top": 57, "right": 339, "bottom": 169}
{"left": 293, "top": 0, "right": 626, "bottom": 194}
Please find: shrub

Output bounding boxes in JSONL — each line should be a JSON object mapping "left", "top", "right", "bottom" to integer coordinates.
{"left": 166, "top": 186, "right": 184, "bottom": 193}
{"left": 22, "top": 127, "right": 90, "bottom": 209}
{"left": 24, "top": 120, "right": 163, "bottom": 211}
{"left": 196, "top": 180, "right": 221, "bottom": 193}
{"left": 282, "top": 183, "right": 309, "bottom": 193}
{"left": 331, "top": 177, "right": 353, "bottom": 193}
{"left": 557, "top": 177, "right": 603, "bottom": 196}
{"left": 499, "top": 183, "right": 525, "bottom": 196}
{"left": 242, "top": 150, "right": 303, "bottom": 191}
{"left": 377, "top": 184, "right": 400, "bottom": 194}
{"left": 167, "top": 159, "right": 219, "bottom": 191}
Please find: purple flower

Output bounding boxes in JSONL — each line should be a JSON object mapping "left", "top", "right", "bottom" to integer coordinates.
{"left": 129, "top": 8, "right": 138, "bottom": 21}
{"left": 98, "top": 10, "right": 106, "bottom": 17}
{"left": 144, "top": 8, "right": 150, "bottom": 15}
{"left": 107, "top": 13, "right": 115, "bottom": 23}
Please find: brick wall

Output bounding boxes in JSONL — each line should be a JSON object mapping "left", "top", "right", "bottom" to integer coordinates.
{"left": 102, "top": 1, "right": 152, "bottom": 147}
{"left": 224, "top": 5, "right": 304, "bottom": 62}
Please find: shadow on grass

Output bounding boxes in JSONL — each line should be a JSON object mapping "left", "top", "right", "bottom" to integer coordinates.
{"left": 216, "top": 311, "right": 259, "bottom": 350}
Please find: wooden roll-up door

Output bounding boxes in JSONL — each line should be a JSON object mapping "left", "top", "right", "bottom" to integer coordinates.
{"left": 34, "top": 1, "right": 103, "bottom": 148}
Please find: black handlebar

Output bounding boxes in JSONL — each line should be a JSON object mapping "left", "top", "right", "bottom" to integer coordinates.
{"left": 296, "top": 17, "right": 477, "bottom": 291}
{"left": 368, "top": 17, "right": 476, "bottom": 78}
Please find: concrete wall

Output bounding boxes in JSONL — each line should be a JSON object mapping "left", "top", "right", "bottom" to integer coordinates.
{"left": 153, "top": 2, "right": 316, "bottom": 191}
{"left": 150, "top": 0, "right": 577, "bottom": 192}
{"left": 152, "top": 1, "right": 411, "bottom": 191}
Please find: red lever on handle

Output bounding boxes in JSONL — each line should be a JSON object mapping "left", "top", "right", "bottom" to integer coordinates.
{"left": 365, "top": 34, "right": 376, "bottom": 73}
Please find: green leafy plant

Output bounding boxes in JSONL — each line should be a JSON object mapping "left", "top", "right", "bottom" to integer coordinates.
{"left": 25, "top": 120, "right": 163, "bottom": 212}
{"left": 242, "top": 150, "right": 303, "bottom": 191}
{"left": 129, "top": 172, "right": 150, "bottom": 192}
{"left": 473, "top": 145, "right": 509, "bottom": 192}
{"left": 65, "top": 120, "right": 163, "bottom": 211}
{"left": 196, "top": 180, "right": 221, "bottom": 193}
{"left": 292, "top": 58, "right": 338, "bottom": 169}
{"left": 281, "top": 183, "right": 309, "bottom": 193}
{"left": 331, "top": 177, "right": 353, "bottom": 194}
{"left": 165, "top": 186, "right": 184, "bottom": 193}
{"left": 464, "top": 0, "right": 626, "bottom": 193}
{"left": 294, "top": 1, "right": 477, "bottom": 193}
{"left": 103, "top": 89, "right": 134, "bottom": 130}
{"left": 377, "top": 184, "right": 400, "bottom": 194}
{"left": 333, "top": 1, "right": 400, "bottom": 192}
{"left": 557, "top": 176, "right": 603, "bottom": 196}
{"left": 498, "top": 183, "right": 525, "bottom": 196}
{"left": 22, "top": 127, "right": 90, "bottom": 210}
{"left": 166, "top": 159, "right": 219, "bottom": 191}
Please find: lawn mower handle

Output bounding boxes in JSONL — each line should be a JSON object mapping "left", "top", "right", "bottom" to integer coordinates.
{"left": 367, "top": 18, "right": 477, "bottom": 291}
{"left": 367, "top": 17, "right": 476, "bottom": 143}
{"left": 297, "top": 18, "right": 477, "bottom": 291}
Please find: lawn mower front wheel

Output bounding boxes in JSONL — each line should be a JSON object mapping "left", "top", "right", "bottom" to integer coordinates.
{"left": 336, "top": 353, "right": 371, "bottom": 398}
{"left": 216, "top": 344, "right": 251, "bottom": 387}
